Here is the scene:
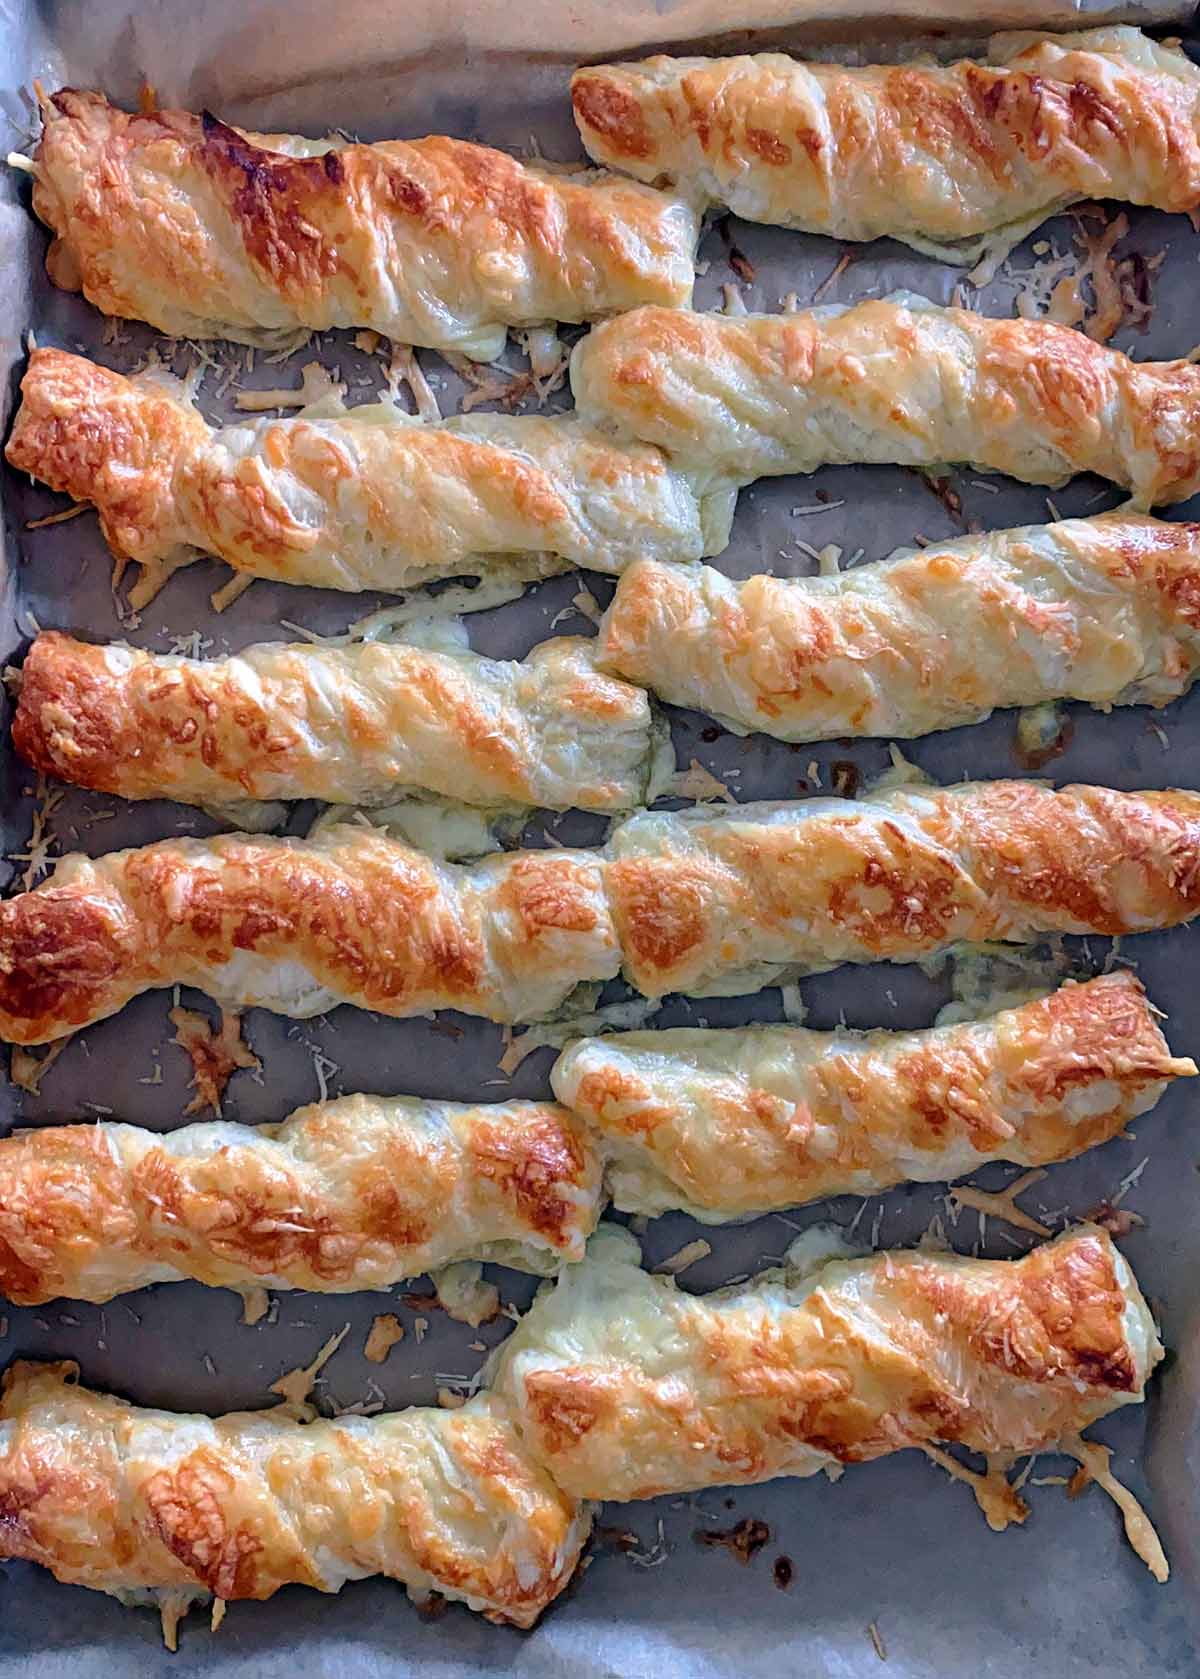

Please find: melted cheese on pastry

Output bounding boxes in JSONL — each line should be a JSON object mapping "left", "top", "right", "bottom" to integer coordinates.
{"left": 491, "top": 1223, "right": 1161, "bottom": 1501}
{"left": 29, "top": 90, "right": 698, "bottom": 358}
{"left": 595, "top": 514, "right": 1200, "bottom": 741}
{"left": 552, "top": 972, "right": 1195, "bottom": 1219}
{"left": 14, "top": 630, "right": 670, "bottom": 814}
{"left": 570, "top": 299, "right": 1200, "bottom": 506}
{"left": 0, "top": 823, "right": 619, "bottom": 1044}
{"left": 0, "top": 1361, "right": 590, "bottom": 1627}
{"left": 0, "top": 1095, "right": 603, "bottom": 1304}
{"left": 605, "top": 782, "right": 1200, "bottom": 998}
{"left": 572, "top": 29, "right": 1200, "bottom": 264}
{"left": 6, "top": 348, "right": 724, "bottom": 592}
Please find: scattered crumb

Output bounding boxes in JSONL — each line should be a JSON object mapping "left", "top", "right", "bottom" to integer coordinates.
{"left": 1084, "top": 1201, "right": 1145, "bottom": 1237}
{"left": 268, "top": 1323, "right": 351, "bottom": 1420}
{"left": 1060, "top": 1434, "right": 1168, "bottom": 1582}
{"left": 694, "top": 1517, "right": 770, "bottom": 1565}
{"left": 239, "top": 1287, "right": 271, "bottom": 1327}
{"left": 430, "top": 1262, "right": 500, "bottom": 1326}
{"left": 386, "top": 343, "right": 441, "bottom": 422}
{"left": 234, "top": 360, "right": 345, "bottom": 412}
{"left": 773, "top": 1554, "right": 794, "bottom": 1589}
{"left": 922, "top": 1445, "right": 1028, "bottom": 1531}
{"left": 811, "top": 251, "right": 852, "bottom": 303}
{"left": 653, "top": 1239, "right": 712, "bottom": 1276}
{"left": 415, "top": 1593, "right": 448, "bottom": 1622}
{"left": 158, "top": 1592, "right": 194, "bottom": 1653}
{"left": 867, "top": 1621, "right": 888, "bottom": 1662}
{"left": 670, "top": 759, "right": 735, "bottom": 804}
{"left": 25, "top": 502, "right": 88, "bottom": 530}
{"left": 413, "top": 1316, "right": 429, "bottom": 1344}
{"left": 364, "top": 1313, "right": 406, "bottom": 1364}
{"left": 169, "top": 1005, "right": 260, "bottom": 1116}
{"left": 8, "top": 1034, "right": 73, "bottom": 1094}
{"left": 11, "top": 773, "right": 64, "bottom": 890}
{"left": 210, "top": 1600, "right": 226, "bottom": 1634}
{"left": 210, "top": 571, "right": 255, "bottom": 613}
{"left": 438, "top": 1387, "right": 467, "bottom": 1409}
{"left": 570, "top": 583, "right": 603, "bottom": 625}
{"left": 949, "top": 1169, "right": 1050, "bottom": 1238}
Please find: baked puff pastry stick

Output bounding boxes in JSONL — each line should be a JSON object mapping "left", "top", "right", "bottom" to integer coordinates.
{"left": 0, "top": 1095, "right": 603, "bottom": 1306}
{"left": 570, "top": 299, "right": 1200, "bottom": 507}
{"left": 13, "top": 630, "right": 671, "bottom": 815}
{"left": 605, "top": 782, "right": 1200, "bottom": 1000}
{"left": 0, "top": 823, "right": 619, "bottom": 1045}
{"left": 5, "top": 349, "right": 724, "bottom": 596}
{"left": 552, "top": 973, "right": 1195, "bottom": 1220}
{"left": 25, "top": 90, "right": 699, "bottom": 359}
{"left": 572, "top": 29, "right": 1200, "bottom": 266}
{"left": 595, "top": 514, "right": 1200, "bottom": 742}
{"left": 0, "top": 1361, "right": 590, "bottom": 1629}
{"left": 490, "top": 1223, "right": 1161, "bottom": 1506}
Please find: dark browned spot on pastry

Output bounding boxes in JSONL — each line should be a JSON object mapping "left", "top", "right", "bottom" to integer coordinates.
{"left": 385, "top": 170, "right": 432, "bottom": 216}
{"left": 572, "top": 75, "right": 653, "bottom": 161}
{"left": 0, "top": 893, "right": 134, "bottom": 1040}
{"left": 745, "top": 128, "right": 791, "bottom": 167}
{"left": 199, "top": 112, "right": 340, "bottom": 297}
{"left": 694, "top": 1517, "right": 771, "bottom": 1564}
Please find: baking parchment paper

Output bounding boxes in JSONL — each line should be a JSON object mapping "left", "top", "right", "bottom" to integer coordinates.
{"left": 2, "top": 2, "right": 1200, "bottom": 1673}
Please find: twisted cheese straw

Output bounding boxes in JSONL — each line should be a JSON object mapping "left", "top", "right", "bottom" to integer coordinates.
{"left": 5, "top": 347, "right": 722, "bottom": 594}
{"left": 552, "top": 972, "right": 1196, "bottom": 1219}
{"left": 13, "top": 630, "right": 671, "bottom": 814}
{"left": 0, "top": 1094, "right": 603, "bottom": 1305}
{"left": 28, "top": 90, "right": 698, "bottom": 357}
{"left": 490, "top": 1223, "right": 1161, "bottom": 1505}
{"left": 596, "top": 514, "right": 1200, "bottom": 742}
{"left": 570, "top": 298, "right": 1200, "bottom": 506}
{"left": 4, "top": 783, "right": 1200, "bottom": 1043}
{"left": 572, "top": 30, "right": 1200, "bottom": 263}
{"left": 0, "top": 1361, "right": 591, "bottom": 1629}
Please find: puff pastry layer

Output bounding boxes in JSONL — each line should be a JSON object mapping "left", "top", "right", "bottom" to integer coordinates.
{"left": 14, "top": 630, "right": 668, "bottom": 814}
{"left": 0, "top": 1360, "right": 590, "bottom": 1626}
{"left": 6, "top": 348, "right": 722, "bottom": 591}
{"left": 30, "top": 90, "right": 698, "bottom": 358}
{"left": 491, "top": 1223, "right": 1160, "bottom": 1500}
{"left": 572, "top": 29, "right": 1200, "bottom": 263}
{"left": 596, "top": 514, "right": 1200, "bottom": 740}
{"left": 553, "top": 973, "right": 1195, "bottom": 1219}
{"left": 570, "top": 299, "right": 1200, "bottom": 506}
{"left": 0, "top": 1094, "right": 603, "bottom": 1305}
{"left": 0, "top": 822, "right": 619, "bottom": 1044}
{"left": 606, "top": 782, "right": 1200, "bottom": 998}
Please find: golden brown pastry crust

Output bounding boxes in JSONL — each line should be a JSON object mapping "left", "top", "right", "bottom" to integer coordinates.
{"left": 0, "top": 1094, "right": 603, "bottom": 1304}
{"left": 596, "top": 514, "right": 1200, "bottom": 741}
{"left": 5, "top": 347, "right": 718, "bottom": 589}
{"left": 605, "top": 782, "right": 1200, "bottom": 998}
{"left": 4, "top": 783, "right": 1198, "bottom": 1042}
{"left": 0, "top": 823, "right": 619, "bottom": 1044}
{"left": 30, "top": 90, "right": 698, "bottom": 356}
{"left": 491, "top": 1224, "right": 1160, "bottom": 1500}
{"left": 0, "top": 1361, "right": 590, "bottom": 1626}
{"left": 572, "top": 29, "right": 1200, "bottom": 258}
{"left": 13, "top": 629, "right": 666, "bottom": 814}
{"left": 570, "top": 300, "right": 1200, "bottom": 507}
{"left": 552, "top": 973, "right": 1195, "bottom": 1218}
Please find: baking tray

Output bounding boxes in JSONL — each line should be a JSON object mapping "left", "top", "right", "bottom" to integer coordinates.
{"left": 3, "top": 2, "right": 1200, "bottom": 1673}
